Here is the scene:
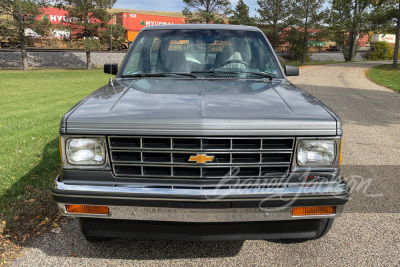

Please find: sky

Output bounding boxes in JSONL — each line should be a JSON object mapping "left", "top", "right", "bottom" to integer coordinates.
{"left": 113, "top": 0, "right": 260, "bottom": 16}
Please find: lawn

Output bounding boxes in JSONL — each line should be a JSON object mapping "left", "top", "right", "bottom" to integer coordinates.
{"left": 0, "top": 68, "right": 108, "bottom": 260}
{"left": 365, "top": 64, "right": 400, "bottom": 92}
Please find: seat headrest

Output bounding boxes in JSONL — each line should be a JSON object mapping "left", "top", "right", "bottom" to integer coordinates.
{"left": 159, "top": 51, "right": 188, "bottom": 73}
{"left": 214, "top": 51, "right": 243, "bottom": 68}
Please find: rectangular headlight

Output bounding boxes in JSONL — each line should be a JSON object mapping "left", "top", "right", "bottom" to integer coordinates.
{"left": 297, "top": 140, "right": 336, "bottom": 166}
{"left": 66, "top": 138, "right": 106, "bottom": 165}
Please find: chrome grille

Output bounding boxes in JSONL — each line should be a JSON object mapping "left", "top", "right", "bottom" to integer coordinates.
{"left": 108, "top": 136, "right": 294, "bottom": 179}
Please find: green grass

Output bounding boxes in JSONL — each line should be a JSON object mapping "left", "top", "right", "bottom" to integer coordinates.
{"left": 366, "top": 64, "right": 400, "bottom": 92}
{"left": 0, "top": 69, "right": 108, "bottom": 258}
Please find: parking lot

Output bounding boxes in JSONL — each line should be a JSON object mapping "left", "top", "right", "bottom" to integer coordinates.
{"left": 11, "top": 61, "right": 400, "bottom": 266}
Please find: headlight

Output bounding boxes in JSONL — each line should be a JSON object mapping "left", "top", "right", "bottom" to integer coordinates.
{"left": 297, "top": 140, "right": 336, "bottom": 166}
{"left": 66, "top": 138, "right": 105, "bottom": 165}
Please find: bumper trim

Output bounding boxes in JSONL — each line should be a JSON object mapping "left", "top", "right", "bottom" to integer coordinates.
{"left": 58, "top": 203, "right": 343, "bottom": 222}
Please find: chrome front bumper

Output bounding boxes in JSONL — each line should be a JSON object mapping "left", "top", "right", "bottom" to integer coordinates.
{"left": 52, "top": 176, "right": 349, "bottom": 223}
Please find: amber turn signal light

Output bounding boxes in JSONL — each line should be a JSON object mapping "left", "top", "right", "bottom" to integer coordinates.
{"left": 65, "top": 205, "right": 109, "bottom": 215}
{"left": 292, "top": 206, "right": 336, "bottom": 216}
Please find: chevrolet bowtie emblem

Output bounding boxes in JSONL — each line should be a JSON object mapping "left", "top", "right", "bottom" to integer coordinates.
{"left": 188, "top": 154, "right": 215, "bottom": 164}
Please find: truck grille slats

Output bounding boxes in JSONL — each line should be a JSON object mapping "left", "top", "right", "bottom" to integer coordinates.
{"left": 108, "top": 136, "right": 294, "bottom": 179}
{"left": 111, "top": 151, "right": 292, "bottom": 165}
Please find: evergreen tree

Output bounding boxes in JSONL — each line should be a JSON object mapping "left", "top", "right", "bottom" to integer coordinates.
{"left": 288, "top": 0, "right": 326, "bottom": 63}
{"left": 99, "top": 23, "right": 126, "bottom": 50}
{"left": 328, "top": 0, "right": 371, "bottom": 62}
{"left": 229, "top": 0, "right": 255, "bottom": 26}
{"left": 60, "top": 0, "right": 114, "bottom": 69}
{"left": 182, "top": 0, "right": 231, "bottom": 24}
{"left": 0, "top": 0, "right": 51, "bottom": 70}
{"left": 256, "top": 0, "right": 290, "bottom": 49}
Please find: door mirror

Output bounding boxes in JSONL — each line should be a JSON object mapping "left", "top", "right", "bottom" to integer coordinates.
{"left": 104, "top": 63, "right": 118, "bottom": 75}
{"left": 284, "top": 65, "right": 299, "bottom": 76}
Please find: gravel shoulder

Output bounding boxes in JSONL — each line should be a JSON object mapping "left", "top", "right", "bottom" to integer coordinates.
{"left": 11, "top": 61, "right": 400, "bottom": 267}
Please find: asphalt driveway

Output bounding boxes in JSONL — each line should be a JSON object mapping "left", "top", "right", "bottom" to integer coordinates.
{"left": 11, "top": 61, "right": 400, "bottom": 266}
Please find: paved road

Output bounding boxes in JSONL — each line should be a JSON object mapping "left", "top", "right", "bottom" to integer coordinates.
{"left": 12, "top": 61, "right": 400, "bottom": 266}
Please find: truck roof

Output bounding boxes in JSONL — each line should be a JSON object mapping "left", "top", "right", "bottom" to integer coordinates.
{"left": 141, "top": 24, "right": 262, "bottom": 32}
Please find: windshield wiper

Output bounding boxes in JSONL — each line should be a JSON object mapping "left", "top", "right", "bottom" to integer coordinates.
{"left": 121, "top": 73, "right": 166, "bottom": 78}
{"left": 161, "top": 72, "right": 198, "bottom": 78}
{"left": 121, "top": 72, "right": 197, "bottom": 78}
{"left": 191, "top": 70, "right": 239, "bottom": 75}
{"left": 191, "top": 70, "right": 274, "bottom": 80}
{"left": 236, "top": 71, "right": 274, "bottom": 80}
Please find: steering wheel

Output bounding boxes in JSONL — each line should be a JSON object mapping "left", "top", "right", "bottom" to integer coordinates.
{"left": 217, "top": 60, "right": 251, "bottom": 68}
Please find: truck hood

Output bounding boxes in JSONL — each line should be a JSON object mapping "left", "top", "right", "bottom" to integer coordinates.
{"left": 62, "top": 78, "right": 340, "bottom": 136}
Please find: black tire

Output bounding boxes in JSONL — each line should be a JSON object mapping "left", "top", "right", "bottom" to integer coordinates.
{"left": 312, "top": 218, "right": 334, "bottom": 240}
{"left": 79, "top": 218, "right": 113, "bottom": 242}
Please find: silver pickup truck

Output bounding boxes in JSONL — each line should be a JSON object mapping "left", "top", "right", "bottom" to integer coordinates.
{"left": 52, "top": 24, "right": 349, "bottom": 242}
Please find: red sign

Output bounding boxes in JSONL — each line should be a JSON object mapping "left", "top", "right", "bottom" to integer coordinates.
{"left": 116, "top": 12, "right": 186, "bottom": 32}
{"left": 38, "top": 7, "right": 112, "bottom": 25}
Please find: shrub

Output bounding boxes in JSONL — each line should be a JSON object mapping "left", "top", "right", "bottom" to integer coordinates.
{"left": 370, "top": 41, "right": 394, "bottom": 60}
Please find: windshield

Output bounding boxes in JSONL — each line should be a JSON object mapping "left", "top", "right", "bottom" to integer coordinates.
{"left": 120, "top": 29, "right": 283, "bottom": 79}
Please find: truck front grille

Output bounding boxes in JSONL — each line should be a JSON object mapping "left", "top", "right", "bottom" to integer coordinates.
{"left": 108, "top": 136, "right": 294, "bottom": 179}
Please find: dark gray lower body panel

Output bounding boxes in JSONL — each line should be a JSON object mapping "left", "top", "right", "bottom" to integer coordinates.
{"left": 79, "top": 218, "right": 325, "bottom": 241}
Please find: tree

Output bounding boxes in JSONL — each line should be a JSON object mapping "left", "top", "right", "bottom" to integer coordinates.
{"left": 289, "top": 0, "right": 326, "bottom": 63}
{"left": 229, "top": 0, "right": 255, "bottom": 26}
{"left": 284, "top": 27, "right": 304, "bottom": 61}
{"left": 370, "top": 0, "right": 400, "bottom": 67}
{"left": 99, "top": 23, "right": 126, "bottom": 50}
{"left": 328, "top": 0, "right": 371, "bottom": 62}
{"left": 182, "top": 0, "right": 231, "bottom": 24}
{"left": 256, "top": 0, "right": 290, "bottom": 49}
{"left": 60, "top": 0, "right": 113, "bottom": 69}
{"left": 0, "top": 0, "right": 50, "bottom": 71}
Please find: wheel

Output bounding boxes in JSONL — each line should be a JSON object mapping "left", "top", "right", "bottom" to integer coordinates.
{"left": 217, "top": 59, "right": 251, "bottom": 68}
{"left": 312, "top": 218, "right": 334, "bottom": 240}
{"left": 79, "top": 218, "right": 113, "bottom": 242}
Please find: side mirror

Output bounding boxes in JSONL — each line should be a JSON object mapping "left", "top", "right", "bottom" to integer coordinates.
{"left": 284, "top": 65, "right": 299, "bottom": 76}
{"left": 104, "top": 63, "right": 118, "bottom": 75}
